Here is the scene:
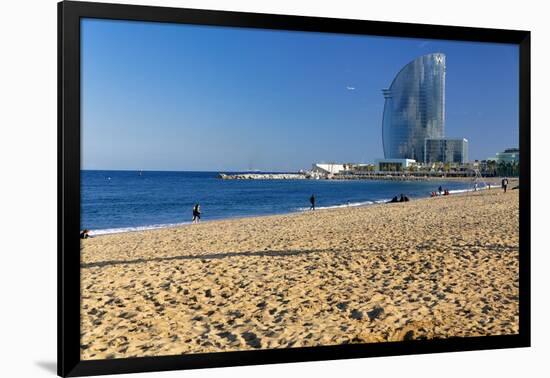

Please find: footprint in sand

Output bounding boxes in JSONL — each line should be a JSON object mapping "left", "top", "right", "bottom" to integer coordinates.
{"left": 241, "top": 331, "right": 262, "bottom": 349}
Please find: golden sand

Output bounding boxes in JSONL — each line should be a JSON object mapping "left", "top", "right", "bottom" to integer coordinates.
{"left": 80, "top": 189, "right": 519, "bottom": 360}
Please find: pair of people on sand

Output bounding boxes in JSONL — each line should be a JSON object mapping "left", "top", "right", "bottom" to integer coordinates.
{"left": 433, "top": 187, "right": 450, "bottom": 197}
{"left": 389, "top": 194, "right": 409, "bottom": 203}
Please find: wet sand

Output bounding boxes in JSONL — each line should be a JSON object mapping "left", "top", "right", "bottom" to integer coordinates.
{"left": 80, "top": 189, "right": 519, "bottom": 360}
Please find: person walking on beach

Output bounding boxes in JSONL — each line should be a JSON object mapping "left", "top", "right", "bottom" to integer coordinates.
{"left": 438, "top": 185, "right": 443, "bottom": 195}
{"left": 192, "top": 203, "right": 201, "bottom": 223}
{"left": 502, "top": 177, "right": 509, "bottom": 193}
{"left": 309, "top": 194, "right": 316, "bottom": 211}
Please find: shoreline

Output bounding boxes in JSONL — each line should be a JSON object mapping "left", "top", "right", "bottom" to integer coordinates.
{"left": 85, "top": 183, "right": 514, "bottom": 237}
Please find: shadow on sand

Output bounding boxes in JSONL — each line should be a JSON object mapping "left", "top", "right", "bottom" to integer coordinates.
{"left": 80, "top": 247, "right": 367, "bottom": 269}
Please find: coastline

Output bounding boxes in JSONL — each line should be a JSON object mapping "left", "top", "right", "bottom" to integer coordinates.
{"left": 80, "top": 189, "right": 519, "bottom": 359}
{"left": 85, "top": 180, "right": 516, "bottom": 237}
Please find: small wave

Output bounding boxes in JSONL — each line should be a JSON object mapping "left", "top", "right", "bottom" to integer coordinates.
{"left": 448, "top": 184, "right": 490, "bottom": 195}
{"left": 297, "top": 200, "right": 375, "bottom": 211}
{"left": 89, "top": 221, "right": 191, "bottom": 236}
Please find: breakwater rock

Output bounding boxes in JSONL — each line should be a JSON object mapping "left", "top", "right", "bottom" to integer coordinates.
{"left": 218, "top": 173, "right": 307, "bottom": 180}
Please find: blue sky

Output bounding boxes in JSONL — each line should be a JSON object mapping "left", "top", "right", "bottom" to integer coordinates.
{"left": 81, "top": 19, "right": 519, "bottom": 171}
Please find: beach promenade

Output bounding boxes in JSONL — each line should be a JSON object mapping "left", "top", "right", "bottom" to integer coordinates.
{"left": 80, "top": 189, "right": 519, "bottom": 359}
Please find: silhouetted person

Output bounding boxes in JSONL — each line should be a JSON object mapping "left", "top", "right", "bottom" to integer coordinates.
{"left": 80, "top": 229, "right": 90, "bottom": 239}
{"left": 502, "top": 177, "right": 509, "bottom": 193}
{"left": 389, "top": 196, "right": 399, "bottom": 203}
{"left": 438, "top": 185, "right": 443, "bottom": 195}
{"left": 310, "top": 194, "right": 316, "bottom": 210}
{"left": 192, "top": 203, "right": 201, "bottom": 223}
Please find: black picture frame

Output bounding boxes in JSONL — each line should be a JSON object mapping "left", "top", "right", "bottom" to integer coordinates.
{"left": 58, "top": 1, "right": 531, "bottom": 376}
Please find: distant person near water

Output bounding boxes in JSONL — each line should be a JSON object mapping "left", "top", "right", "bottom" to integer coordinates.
{"left": 502, "top": 177, "right": 509, "bottom": 193}
{"left": 309, "top": 194, "right": 316, "bottom": 210}
{"left": 438, "top": 185, "right": 443, "bottom": 195}
{"left": 192, "top": 203, "right": 201, "bottom": 223}
{"left": 80, "top": 229, "right": 90, "bottom": 239}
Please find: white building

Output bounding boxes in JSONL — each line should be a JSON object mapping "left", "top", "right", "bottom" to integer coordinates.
{"left": 311, "top": 163, "right": 346, "bottom": 175}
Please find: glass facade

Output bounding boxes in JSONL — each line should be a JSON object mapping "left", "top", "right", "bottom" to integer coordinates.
{"left": 424, "top": 138, "right": 468, "bottom": 164}
{"left": 490, "top": 148, "right": 520, "bottom": 163}
{"left": 382, "top": 53, "right": 446, "bottom": 161}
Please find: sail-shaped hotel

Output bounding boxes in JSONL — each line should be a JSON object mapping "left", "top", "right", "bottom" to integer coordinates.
{"left": 382, "top": 53, "right": 447, "bottom": 162}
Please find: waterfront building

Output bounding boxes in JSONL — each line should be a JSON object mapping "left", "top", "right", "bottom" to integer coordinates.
{"left": 311, "top": 163, "right": 346, "bottom": 175}
{"left": 374, "top": 158, "right": 416, "bottom": 172}
{"left": 348, "top": 163, "right": 376, "bottom": 173}
{"left": 382, "top": 53, "right": 446, "bottom": 161}
{"left": 488, "top": 148, "right": 520, "bottom": 163}
{"left": 424, "top": 138, "right": 469, "bottom": 164}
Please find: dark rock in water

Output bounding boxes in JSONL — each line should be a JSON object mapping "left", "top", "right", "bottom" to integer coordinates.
{"left": 336, "top": 302, "right": 348, "bottom": 311}
{"left": 367, "top": 306, "right": 384, "bottom": 321}
{"left": 241, "top": 331, "right": 262, "bottom": 349}
{"left": 350, "top": 309, "right": 364, "bottom": 320}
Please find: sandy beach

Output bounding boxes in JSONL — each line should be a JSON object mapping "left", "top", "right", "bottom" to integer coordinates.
{"left": 80, "top": 188, "right": 519, "bottom": 360}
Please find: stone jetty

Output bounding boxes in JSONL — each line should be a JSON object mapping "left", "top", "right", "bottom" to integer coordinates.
{"left": 218, "top": 173, "right": 307, "bottom": 180}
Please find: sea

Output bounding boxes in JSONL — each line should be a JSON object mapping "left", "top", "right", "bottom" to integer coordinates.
{"left": 81, "top": 170, "right": 477, "bottom": 235}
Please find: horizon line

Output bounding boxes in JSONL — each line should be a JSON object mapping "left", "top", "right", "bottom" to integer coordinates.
{"left": 80, "top": 168, "right": 302, "bottom": 173}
